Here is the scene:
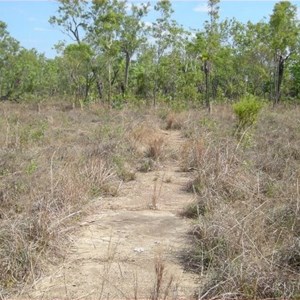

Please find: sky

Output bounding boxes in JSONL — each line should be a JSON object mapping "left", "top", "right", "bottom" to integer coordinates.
{"left": 0, "top": 0, "right": 299, "bottom": 58}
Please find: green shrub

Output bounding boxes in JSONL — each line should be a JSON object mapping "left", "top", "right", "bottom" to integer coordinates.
{"left": 232, "top": 94, "right": 264, "bottom": 128}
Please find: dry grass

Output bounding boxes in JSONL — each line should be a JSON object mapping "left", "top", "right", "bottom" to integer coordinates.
{"left": 1, "top": 101, "right": 300, "bottom": 299}
{"left": 0, "top": 101, "right": 141, "bottom": 296}
{"left": 150, "top": 174, "right": 165, "bottom": 210}
{"left": 151, "top": 254, "right": 177, "bottom": 300}
{"left": 147, "top": 137, "right": 165, "bottom": 160}
{"left": 180, "top": 138, "right": 206, "bottom": 172}
{"left": 165, "top": 112, "right": 187, "bottom": 130}
{"left": 130, "top": 121, "right": 166, "bottom": 164}
{"left": 179, "top": 104, "right": 300, "bottom": 299}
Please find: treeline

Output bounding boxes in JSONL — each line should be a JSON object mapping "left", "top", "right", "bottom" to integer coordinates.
{"left": 1, "top": 0, "right": 300, "bottom": 107}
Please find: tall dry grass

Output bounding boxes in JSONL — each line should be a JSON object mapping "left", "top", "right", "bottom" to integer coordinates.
{"left": 0, "top": 101, "right": 149, "bottom": 296}
{"left": 179, "top": 105, "right": 300, "bottom": 299}
{"left": 2, "top": 101, "right": 300, "bottom": 299}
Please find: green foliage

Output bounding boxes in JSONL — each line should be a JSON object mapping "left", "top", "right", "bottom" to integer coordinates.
{"left": 270, "top": 1, "right": 299, "bottom": 55}
{"left": 169, "top": 99, "right": 188, "bottom": 112}
{"left": 25, "top": 160, "right": 38, "bottom": 175}
{"left": 20, "top": 120, "right": 48, "bottom": 145}
{"left": 269, "top": 1, "right": 299, "bottom": 103}
{"left": 232, "top": 95, "right": 264, "bottom": 128}
{"left": 49, "top": 0, "right": 88, "bottom": 44}
{"left": 1, "top": 0, "right": 300, "bottom": 103}
{"left": 180, "top": 202, "right": 206, "bottom": 219}
{"left": 199, "top": 117, "right": 217, "bottom": 130}
{"left": 113, "top": 155, "right": 136, "bottom": 181}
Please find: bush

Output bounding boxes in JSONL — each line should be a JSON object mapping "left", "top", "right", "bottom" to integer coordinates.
{"left": 232, "top": 94, "right": 264, "bottom": 129}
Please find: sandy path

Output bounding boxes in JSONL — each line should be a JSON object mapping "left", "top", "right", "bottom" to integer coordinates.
{"left": 21, "top": 130, "right": 198, "bottom": 299}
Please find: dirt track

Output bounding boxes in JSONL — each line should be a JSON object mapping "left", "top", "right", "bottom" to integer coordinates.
{"left": 20, "top": 130, "right": 198, "bottom": 299}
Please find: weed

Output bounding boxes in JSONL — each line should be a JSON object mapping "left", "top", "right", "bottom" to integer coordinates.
{"left": 117, "top": 167, "right": 136, "bottom": 182}
{"left": 130, "top": 122, "right": 165, "bottom": 162}
{"left": 147, "top": 137, "right": 165, "bottom": 160}
{"left": 165, "top": 112, "right": 186, "bottom": 130}
{"left": 232, "top": 94, "right": 264, "bottom": 129}
{"left": 25, "top": 160, "right": 38, "bottom": 175}
{"left": 151, "top": 254, "right": 177, "bottom": 300}
{"left": 179, "top": 201, "right": 206, "bottom": 219}
{"left": 82, "top": 157, "right": 117, "bottom": 196}
{"left": 138, "top": 158, "right": 155, "bottom": 172}
{"left": 151, "top": 174, "right": 164, "bottom": 209}
{"left": 180, "top": 138, "right": 205, "bottom": 171}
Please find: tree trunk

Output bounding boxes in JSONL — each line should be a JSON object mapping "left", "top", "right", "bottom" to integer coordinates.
{"left": 108, "top": 60, "right": 112, "bottom": 106}
{"left": 153, "top": 63, "right": 159, "bottom": 107}
{"left": 84, "top": 75, "right": 92, "bottom": 101}
{"left": 124, "top": 52, "right": 131, "bottom": 95}
{"left": 274, "top": 54, "right": 285, "bottom": 105}
{"left": 96, "top": 80, "right": 103, "bottom": 101}
{"left": 91, "top": 68, "right": 103, "bottom": 102}
{"left": 204, "top": 60, "right": 211, "bottom": 113}
{"left": 153, "top": 81, "right": 157, "bottom": 107}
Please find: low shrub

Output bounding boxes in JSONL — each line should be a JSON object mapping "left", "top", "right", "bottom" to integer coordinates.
{"left": 232, "top": 94, "right": 264, "bottom": 129}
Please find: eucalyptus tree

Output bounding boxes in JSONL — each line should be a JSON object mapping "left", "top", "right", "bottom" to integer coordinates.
{"left": 0, "top": 21, "right": 20, "bottom": 99}
{"left": 88, "top": 0, "right": 126, "bottom": 103}
{"left": 229, "top": 20, "right": 271, "bottom": 98}
{"left": 151, "top": 0, "right": 173, "bottom": 105}
{"left": 120, "top": 2, "right": 149, "bottom": 94}
{"left": 1, "top": 48, "right": 46, "bottom": 100}
{"left": 288, "top": 52, "right": 300, "bottom": 99}
{"left": 62, "top": 43, "right": 94, "bottom": 100}
{"left": 203, "top": 0, "right": 220, "bottom": 112}
{"left": 0, "top": 21, "right": 19, "bottom": 59}
{"left": 154, "top": 27, "right": 189, "bottom": 103}
{"left": 49, "top": 0, "right": 89, "bottom": 44}
{"left": 151, "top": 0, "right": 185, "bottom": 106}
{"left": 0, "top": 23, "right": 46, "bottom": 100}
{"left": 49, "top": 0, "right": 104, "bottom": 102}
{"left": 186, "top": 0, "right": 220, "bottom": 107}
{"left": 14, "top": 49, "right": 45, "bottom": 96}
{"left": 269, "top": 1, "right": 299, "bottom": 104}
{"left": 182, "top": 35, "right": 205, "bottom": 102}
{"left": 0, "top": 21, "right": 51, "bottom": 100}
{"left": 133, "top": 43, "right": 156, "bottom": 100}
{"left": 38, "top": 58, "right": 61, "bottom": 97}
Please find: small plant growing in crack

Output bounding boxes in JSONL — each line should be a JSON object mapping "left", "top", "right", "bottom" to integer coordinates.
{"left": 150, "top": 174, "right": 165, "bottom": 210}
{"left": 151, "top": 254, "right": 177, "bottom": 300}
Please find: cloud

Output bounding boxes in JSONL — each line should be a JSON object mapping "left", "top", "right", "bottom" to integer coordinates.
{"left": 34, "top": 27, "right": 54, "bottom": 32}
{"left": 28, "top": 17, "right": 37, "bottom": 22}
{"left": 125, "top": 2, "right": 132, "bottom": 12}
{"left": 193, "top": 4, "right": 209, "bottom": 13}
{"left": 144, "top": 21, "right": 153, "bottom": 28}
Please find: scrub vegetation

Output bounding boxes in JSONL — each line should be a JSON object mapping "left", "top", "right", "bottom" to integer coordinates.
{"left": 0, "top": 0, "right": 300, "bottom": 298}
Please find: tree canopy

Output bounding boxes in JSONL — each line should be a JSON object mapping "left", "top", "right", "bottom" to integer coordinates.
{"left": 1, "top": 0, "right": 300, "bottom": 106}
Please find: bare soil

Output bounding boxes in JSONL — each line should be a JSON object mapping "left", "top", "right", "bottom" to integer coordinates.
{"left": 20, "top": 130, "right": 198, "bottom": 299}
